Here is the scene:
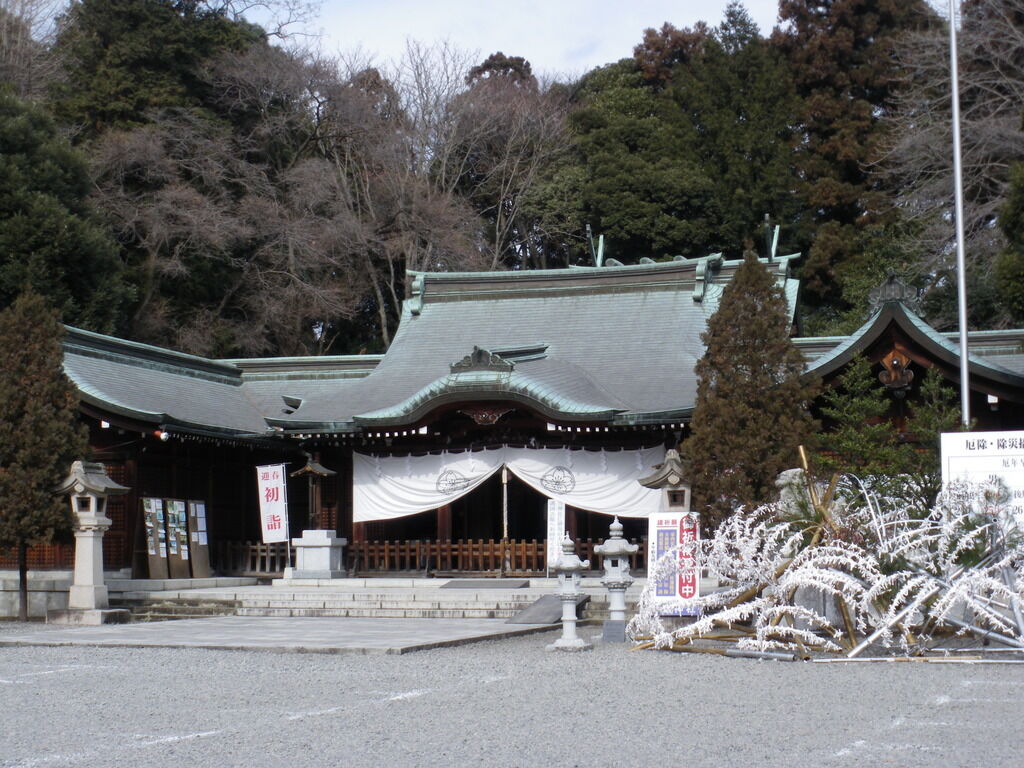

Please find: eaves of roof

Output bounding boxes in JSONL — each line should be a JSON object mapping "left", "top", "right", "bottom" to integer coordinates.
{"left": 352, "top": 364, "right": 628, "bottom": 427}
{"left": 805, "top": 301, "right": 1024, "bottom": 397}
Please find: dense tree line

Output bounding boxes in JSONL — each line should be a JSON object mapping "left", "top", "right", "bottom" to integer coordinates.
{"left": 2, "top": 0, "right": 1023, "bottom": 354}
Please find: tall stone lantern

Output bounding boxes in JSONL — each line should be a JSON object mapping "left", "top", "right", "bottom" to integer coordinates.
{"left": 49, "top": 461, "right": 130, "bottom": 624}
{"left": 638, "top": 448, "right": 691, "bottom": 511}
{"left": 546, "top": 534, "right": 592, "bottom": 652}
{"left": 594, "top": 517, "right": 638, "bottom": 642}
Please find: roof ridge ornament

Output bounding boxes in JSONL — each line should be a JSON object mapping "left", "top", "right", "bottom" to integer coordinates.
{"left": 868, "top": 274, "right": 920, "bottom": 313}
{"left": 450, "top": 346, "right": 514, "bottom": 373}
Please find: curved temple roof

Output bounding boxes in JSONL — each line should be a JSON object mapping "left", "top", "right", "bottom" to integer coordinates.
{"left": 83, "top": 253, "right": 1024, "bottom": 440}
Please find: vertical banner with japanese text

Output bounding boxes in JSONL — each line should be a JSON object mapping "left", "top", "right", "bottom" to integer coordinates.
{"left": 257, "top": 464, "right": 289, "bottom": 543}
{"left": 647, "top": 512, "right": 700, "bottom": 616}
{"left": 546, "top": 499, "right": 566, "bottom": 568}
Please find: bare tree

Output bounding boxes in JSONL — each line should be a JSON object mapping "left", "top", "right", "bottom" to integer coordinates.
{"left": 0, "top": 0, "right": 64, "bottom": 98}
{"left": 877, "top": 0, "right": 1024, "bottom": 324}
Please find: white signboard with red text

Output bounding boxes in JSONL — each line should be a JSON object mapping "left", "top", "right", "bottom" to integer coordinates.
{"left": 647, "top": 512, "right": 700, "bottom": 615}
{"left": 257, "top": 463, "right": 289, "bottom": 543}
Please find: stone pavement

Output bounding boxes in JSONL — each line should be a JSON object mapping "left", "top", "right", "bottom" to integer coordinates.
{"left": 0, "top": 615, "right": 560, "bottom": 655}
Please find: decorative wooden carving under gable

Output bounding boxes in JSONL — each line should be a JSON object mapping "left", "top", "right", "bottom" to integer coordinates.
{"left": 450, "top": 346, "right": 514, "bottom": 373}
{"left": 878, "top": 344, "right": 914, "bottom": 392}
{"left": 868, "top": 274, "right": 920, "bottom": 312}
{"left": 458, "top": 406, "right": 513, "bottom": 425}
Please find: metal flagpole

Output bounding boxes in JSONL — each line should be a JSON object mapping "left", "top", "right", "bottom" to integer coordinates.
{"left": 948, "top": 0, "right": 971, "bottom": 427}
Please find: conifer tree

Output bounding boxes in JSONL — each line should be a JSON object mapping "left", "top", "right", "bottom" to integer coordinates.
{"left": 817, "top": 358, "right": 961, "bottom": 511}
{"left": 0, "top": 291, "right": 88, "bottom": 620}
{"left": 683, "top": 253, "right": 816, "bottom": 529}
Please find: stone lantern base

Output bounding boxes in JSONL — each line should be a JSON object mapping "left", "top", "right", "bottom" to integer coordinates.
{"left": 47, "top": 608, "right": 130, "bottom": 625}
{"left": 601, "top": 619, "right": 627, "bottom": 643}
{"left": 546, "top": 635, "right": 593, "bottom": 652}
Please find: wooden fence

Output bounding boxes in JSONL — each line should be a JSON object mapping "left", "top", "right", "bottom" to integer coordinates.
{"left": 212, "top": 538, "right": 648, "bottom": 576}
{"left": 212, "top": 540, "right": 293, "bottom": 577}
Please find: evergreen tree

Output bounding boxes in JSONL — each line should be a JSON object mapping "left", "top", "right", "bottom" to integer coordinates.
{"left": 817, "top": 358, "right": 962, "bottom": 510}
{"left": 0, "top": 291, "right": 88, "bottom": 621}
{"left": 996, "top": 161, "right": 1024, "bottom": 324}
{"left": 773, "top": 0, "right": 936, "bottom": 312}
{"left": 0, "top": 92, "right": 130, "bottom": 331}
{"left": 683, "top": 253, "right": 817, "bottom": 529}
{"left": 818, "top": 355, "right": 909, "bottom": 475}
{"left": 670, "top": 3, "right": 805, "bottom": 254}
{"left": 568, "top": 59, "right": 715, "bottom": 260}
{"left": 50, "top": 0, "right": 261, "bottom": 138}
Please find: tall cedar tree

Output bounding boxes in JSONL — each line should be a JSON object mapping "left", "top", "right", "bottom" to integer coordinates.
{"left": 773, "top": 0, "right": 935, "bottom": 312}
{"left": 684, "top": 253, "right": 816, "bottom": 529}
{"left": 0, "top": 291, "right": 88, "bottom": 620}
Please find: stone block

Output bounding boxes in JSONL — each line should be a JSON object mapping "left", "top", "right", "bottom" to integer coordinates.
{"left": 602, "top": 619, "right": 627, "bottom": 643}
{"left": 47, "top": 608, "right": 130, "bottom": 625}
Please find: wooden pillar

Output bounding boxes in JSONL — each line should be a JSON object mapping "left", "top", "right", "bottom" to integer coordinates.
{"left": 565, "top": 505, "right": 579, "bottom": 541}
{"left": 436, "top": 504, "right": 452, "bottom": 541}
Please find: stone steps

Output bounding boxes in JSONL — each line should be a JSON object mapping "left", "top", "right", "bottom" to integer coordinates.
{"left": 235, "top": 606, "right": 521, "bottom": 619}
{"left": 112, "top": 598, "right": 240, "bottom": 622}
{"left": 109, "top": 580, "right": 647, "bottom": 621}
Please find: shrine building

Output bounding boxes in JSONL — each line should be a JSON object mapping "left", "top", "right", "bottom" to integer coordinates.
{"left": 9, "top": 255, "right": 1024, "bottom": 581}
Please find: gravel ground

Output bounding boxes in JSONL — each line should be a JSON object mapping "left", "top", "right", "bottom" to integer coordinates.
{"left": 1, "top": 620, "right": 1022, "bottom": 768}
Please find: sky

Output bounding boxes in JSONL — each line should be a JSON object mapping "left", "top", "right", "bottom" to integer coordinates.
{"left": 308, "top": 1, "right": 784, "bottom": 78}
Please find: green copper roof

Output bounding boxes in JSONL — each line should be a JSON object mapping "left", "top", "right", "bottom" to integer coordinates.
{"left": 65, "top": 255, "right": 805, "bottom": 437}
{"left": 805, "top": 301, "right": 1024, "bottom": 401}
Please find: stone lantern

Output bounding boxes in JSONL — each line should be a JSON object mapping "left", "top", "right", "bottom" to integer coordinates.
{"left": 638, "top": 448, "right": 691, "bottom": 511}
{"left": 49, "top": 461, "right": 130, "bottom": 624}
{"left": 594, "top": 517, "right": 638, "bottom": 642}
{"left": 546, "top": 534, "right": 592, "bottom": 652}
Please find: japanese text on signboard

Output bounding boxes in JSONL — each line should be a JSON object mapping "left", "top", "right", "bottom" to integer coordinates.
{"left": 256, "top": 464, "right": 289, "bottom": 543}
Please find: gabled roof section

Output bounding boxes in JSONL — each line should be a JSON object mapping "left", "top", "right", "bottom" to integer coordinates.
{"left": 353, "top": 347, "right": 629, "bottom": 426}
{"left": 804, "top": 301, "right": 1024, "bottom": 401}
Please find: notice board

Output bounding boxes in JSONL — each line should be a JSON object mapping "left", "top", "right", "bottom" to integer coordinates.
{"left": 165, "top": 499, "right": 191, "bottom": 578}
{"left": 187, "top": 500, "right": 211, "bottom": 578}
{"left": 142, "top": 497, "right": 169, "bottom": 579}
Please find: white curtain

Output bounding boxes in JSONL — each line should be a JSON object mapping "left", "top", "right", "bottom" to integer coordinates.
{"left": 353, "top": 445, "right": 665, "bottom": 522}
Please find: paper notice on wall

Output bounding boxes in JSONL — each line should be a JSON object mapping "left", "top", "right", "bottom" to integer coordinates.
{"left": 257, "top": 464, "right": 289, "bottom": 543}
{"left": 181, "top": 546, "right": 189, "bottom": 561}
{"left": 148, "top": 543, "right": 155, "bottom": 555}
{"left": 942, "top": 430, "right": 1024, "bottom": 528}
{"left": 198, "top": 532, "right": 208, "bottom": 546}
{"left": 159, "top": 543, "right": 167, "bottom": 557}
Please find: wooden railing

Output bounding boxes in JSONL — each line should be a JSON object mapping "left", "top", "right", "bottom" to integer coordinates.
{"left": 212, "top": 537, "right": 648, "bottom": 576}
{"left": 212, "top": 541, "right": 293, "bottom": 576}
{"left": 351, "top": 537, "right": 648, "bottom": 575}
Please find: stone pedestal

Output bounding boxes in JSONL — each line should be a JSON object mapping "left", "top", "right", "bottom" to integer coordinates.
{"left": 282, "top": 530, "right": 348, "bottom": 580}
{"left": 69, "top": 527, "right": 109, "bottom": 610}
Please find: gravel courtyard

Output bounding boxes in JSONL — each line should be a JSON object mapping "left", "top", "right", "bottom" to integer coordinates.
{"left": 1, "top": 622, "right": 1022, "bottom": 768}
